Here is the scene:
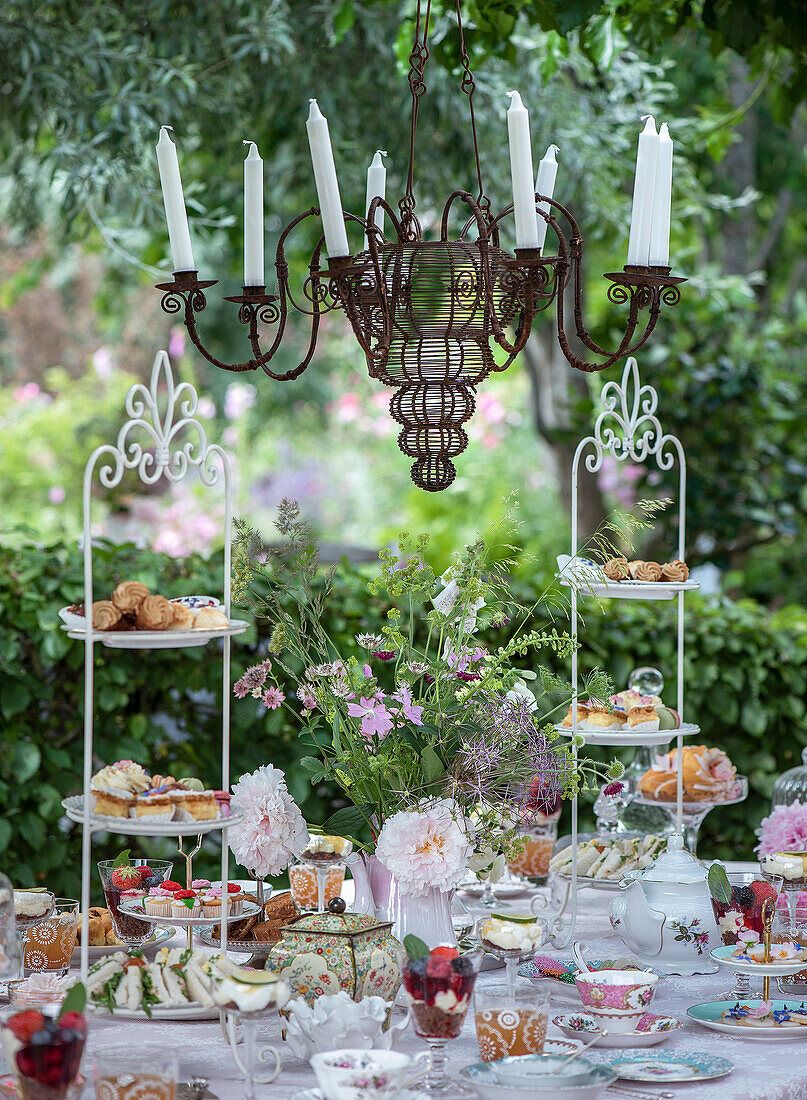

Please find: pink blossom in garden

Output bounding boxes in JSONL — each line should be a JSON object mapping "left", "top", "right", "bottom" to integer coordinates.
{"left": 13, "top": 382, "right": 41, "bottom": 403}
{"left": 347, "top": 696, "right": 394, "bottom": 739}
{"left": 262, "top": 686, "right": 286, "bottom": 710}
{"left": 48, "top": 486, "right": 66, "bottom": 504}
{"left": 92, "top": 347, "right": 114, "bottom": 378}
{"left": 196, "top": 396, "right": 216, "bottom": 419}
{"left": 332, "top": 392, "right": 362, "bottom": 423}
{"left": 224, "top": 381, "right": 257, "bottom": 419}
{"left": 168, "top": 326, "right": 186, "bottom": 359}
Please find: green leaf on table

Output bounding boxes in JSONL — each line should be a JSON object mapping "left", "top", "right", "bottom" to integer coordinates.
{"left": 403, "top": 934, "right": 429, "bottom": 960}
{"left": 707, "top": 863, "right": 732, "bottom": 904}
{"left": 113, "top": 849, "right": 132, "bottom": 867}
{"left": 59, "top": 982, "right": 86, "bottom": 1019}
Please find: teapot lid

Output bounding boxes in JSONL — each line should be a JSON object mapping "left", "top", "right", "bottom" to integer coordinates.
{"left": 637, "top": 834, "right": 706, "bottom": 884}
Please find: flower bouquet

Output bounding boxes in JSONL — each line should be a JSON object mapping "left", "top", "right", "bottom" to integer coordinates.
{"left": 232, "top": 501, "right": 621, "bottom": 933}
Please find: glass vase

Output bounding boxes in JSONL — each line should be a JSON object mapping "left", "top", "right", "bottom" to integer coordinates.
{"left": 385, "top": 879, "right": 456, "bottom": 948}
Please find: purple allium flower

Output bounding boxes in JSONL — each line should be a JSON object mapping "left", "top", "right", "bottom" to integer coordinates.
{"left": 262, "top": 687, "right": 286, "bottom": 710}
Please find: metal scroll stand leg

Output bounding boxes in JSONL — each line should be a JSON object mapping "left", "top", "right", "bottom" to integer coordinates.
{"left": 177, "top": 834, "right": 203, "bottom": 952}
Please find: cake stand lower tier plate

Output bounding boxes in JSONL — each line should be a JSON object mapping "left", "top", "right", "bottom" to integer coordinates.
{"left": 687, "top": 999, "right": 807, "bottom": 1039}
{"left": 118, "top": 900, "right": 261, "bottom": 928}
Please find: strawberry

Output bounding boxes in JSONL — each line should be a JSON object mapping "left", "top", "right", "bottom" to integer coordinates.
{"left": 58, "top": 1012, "right": 87, "bottom": 1035}
{"left": 111, "top": 865, "right": 142, "bottom": 890}
{"left": 425, "top": 955, "right": 453, "bottom": 980}
{"left": 750, "top": 881, "right": 777, "bottom": 906}
{"left": 7, "top": 1010, "right": 45, "bottom": 1043}
{"left": 430, "top": 945, "right": 459, "bottom": 961}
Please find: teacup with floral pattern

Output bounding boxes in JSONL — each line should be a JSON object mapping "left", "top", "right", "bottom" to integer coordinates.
{"left": 574, "top": 969, "right": 658, "bottom": 1032}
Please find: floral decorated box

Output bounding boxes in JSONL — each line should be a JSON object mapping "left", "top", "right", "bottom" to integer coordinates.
{"left": 265, "top": 912, "right": 402, "bottom": 1005}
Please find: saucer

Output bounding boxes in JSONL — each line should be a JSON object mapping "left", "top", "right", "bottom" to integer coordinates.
{"left": 291, "top": 1093, "right": 426, "bottom": 1100}
{"left": 553, "top": 1011, "right": 681, "bottom": 1048}
{"left": 601, "top": 1051, "right": 733, "bottom": 1082}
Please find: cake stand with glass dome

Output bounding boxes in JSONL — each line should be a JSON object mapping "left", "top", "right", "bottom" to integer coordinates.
{"left": 59, "top": 351, "right": 246, "bottom": 981}
{"left": 553, "top": 357, "right": 746, "bottom": 868}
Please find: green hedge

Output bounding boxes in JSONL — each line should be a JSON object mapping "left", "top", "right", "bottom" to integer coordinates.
{"left": 2, "top": 539, "right": 806, "bottom": 900}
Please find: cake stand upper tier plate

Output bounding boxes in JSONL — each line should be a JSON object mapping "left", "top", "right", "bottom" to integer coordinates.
{"left": 554, "top": 722, "right": 700, "bottom": 747}
{"left": 61, "top": 796, "right": 243, "bottom": 835}
{"left": 62, "top": 619, "right": 248, "bottom": 648}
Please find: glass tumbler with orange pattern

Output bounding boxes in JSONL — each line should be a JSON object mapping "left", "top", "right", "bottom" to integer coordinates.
{"left": 507, "top": 820, "right": 558, "bottom": 884}
{"left": 474, "top": 986, "right": 550, "bottom": 1062}
{"left": 288, "top": 860, "right": 345, "bottom": 912}
{"left": 23, "top": 899, "right": 79, "bottom": 977}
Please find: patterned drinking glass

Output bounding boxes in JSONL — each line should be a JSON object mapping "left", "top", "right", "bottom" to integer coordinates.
{"left": 23, "top": 899, "right": 79, "bottom": 977}
{"left": 94, "top": 1044, "right": 178, "bottom": 1099}
{"left": 474, "top": 985, "right": 550, "bottom": 1061}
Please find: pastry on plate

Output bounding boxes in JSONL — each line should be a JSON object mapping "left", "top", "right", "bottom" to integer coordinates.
{"left": 174, "top": 790, "right": 219, "bottom": 822}
{"left": 628, "top": 560, "right": 663, "bottom": 582}
{"left": 585, "top": 705, "right": 626, "bottom": 730}
{"left": 638, "top": 745, "right": 736, "bottom": 803}
{"left": 603, "top": 556, "right": 630, "bottom": 581}
{"left": 111, "top": 581, "right": 150, "bottom": 613}
{"left": 169, "top": 602, "right": 195, "bottom": 630}
{"left": 91, "top": 601, "right": 121, "bottom": 631}
{"left": 135, "top": 594, "right": 175, "bottom": 630}
{"left": 192, "top": 606, "right": 230, "bottom": 630}
{"left": 661, "top": 559, "right": 689, "bottom": 582}
{"left": 561, "top": 701, "right": 590, "bottom": 727}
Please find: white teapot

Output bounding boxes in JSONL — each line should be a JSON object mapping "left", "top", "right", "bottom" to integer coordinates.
{"left": 609, "top": 834, "right": 719, "bottom": 975}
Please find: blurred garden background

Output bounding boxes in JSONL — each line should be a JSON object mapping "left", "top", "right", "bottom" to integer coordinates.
{"left": 1, "top": 0, "right": 807, "bottom": 895}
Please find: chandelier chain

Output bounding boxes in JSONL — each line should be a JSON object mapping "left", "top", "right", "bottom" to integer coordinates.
{"left": 401, "top": 0, "right": 432, "bottom": 238}
{"left": 454, "top": 0, "right": 488, "bottom": 213}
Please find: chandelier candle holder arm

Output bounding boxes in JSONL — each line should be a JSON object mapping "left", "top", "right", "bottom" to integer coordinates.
{"left": 153, "top": 1, "right": 685, "bottom": 492}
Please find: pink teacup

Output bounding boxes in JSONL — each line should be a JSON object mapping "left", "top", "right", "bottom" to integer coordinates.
{"left": 573, "top": 969, "right": 659, "bottom": 1034}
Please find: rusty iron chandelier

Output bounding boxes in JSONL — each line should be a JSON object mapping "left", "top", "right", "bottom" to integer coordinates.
{"left": 155, "top": 1, "right": 684, "bottom": 492}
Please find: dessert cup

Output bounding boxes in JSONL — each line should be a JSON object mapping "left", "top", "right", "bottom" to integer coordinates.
{"left": 22, "top": 900, "right": 78, "bottom": 977}
{"left": 1, "top": 1003, "right": 87, "bottom": 1100}
{"left": 399, "top": 945, "right": 482, "bottom": 1094}
{"left": 214, "top": 972, "right": 290, "bottom": 1100}
{"left": 476, "top": 915, "right": 547, "bottom": 997}
{"left": 710, "top": 870, "right": 782, "bottom": 999}
{"left": 94, "top": 1044, "right": 177, "bottom": 1100}
{"left": 474, "top": 985, "right": 550, "bottom": 1061}
{"left": 97, "top": 859, "right": 172, "bottom": 948}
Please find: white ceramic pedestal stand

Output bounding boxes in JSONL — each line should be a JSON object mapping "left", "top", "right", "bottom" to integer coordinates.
{"left": 63, "top": 351, "right": 241, "bottom": 982}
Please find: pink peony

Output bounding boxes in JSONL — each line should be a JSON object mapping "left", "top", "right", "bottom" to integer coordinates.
{"left": 755, "top": 803, "right": 807, "bottom": 856}
{"left": 375, "top": 798, "right": 471, "bottom": 896}
{"left": 230, "top": 764, "right": 308, "bottom": 877}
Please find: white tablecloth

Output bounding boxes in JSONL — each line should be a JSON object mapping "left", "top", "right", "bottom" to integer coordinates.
{"left": 13, "top": 864, "right": 807, "bottom": 1099}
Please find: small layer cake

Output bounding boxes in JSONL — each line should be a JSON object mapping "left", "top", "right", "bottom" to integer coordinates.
{"left": 478, "top": 914, "right": 544, "bottom": 955}
{"left": 174, "top": 790, "right": 219, "bottom": 822}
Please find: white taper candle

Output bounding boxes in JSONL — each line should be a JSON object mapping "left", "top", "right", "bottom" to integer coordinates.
{"left": 243, "top": 141, "right": 264, "bottom": 286}
{"left": 648, "top": 123, "right": 673, "bottom": 267}
{"left": 535, "top": 143, "right": 559, "bottom": 252}
{"left": 506, "top": 91, "right": 539, "bottom": 250}
{"left": 306, "top": 99, "right": 350, "bottom": 259}
{"left": 626, "top": 115, "right": 659, "bottom": 267}
{"left": 155, "top": 126, "right": 195, "bottom": 272}
{"left": 365, "top": 150, "right": 387, "bottom": 249}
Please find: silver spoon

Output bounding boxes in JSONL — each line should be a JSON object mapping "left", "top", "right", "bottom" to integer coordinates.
{"left": 550, "top": 1029, "right": 605, "bottom": 1071}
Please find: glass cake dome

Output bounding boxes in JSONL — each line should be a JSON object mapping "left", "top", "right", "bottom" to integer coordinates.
{"left": 772, "top": 747, "right": 807, "bottom": 808}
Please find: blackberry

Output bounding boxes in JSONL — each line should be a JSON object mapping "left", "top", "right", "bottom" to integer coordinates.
{"left": 736, "top": 886, "right": 755, "bottom": 908}
{"left": 407, "top": 957, "right": 429, "bottom": 979}
{"left": 451, "top": 955, "right": 474, "bottom": 976}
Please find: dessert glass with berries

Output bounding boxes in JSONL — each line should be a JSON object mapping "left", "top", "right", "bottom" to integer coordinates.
{"left": 97, "top": 858, "right": 173, "bottom": 948}
{"left": 399, "top": 937, "right": 481, "bottom": 1094}
{"left": 1, "top": 1003, "right": 87, "bottom": 1100}
{"left": 709, "top": 868, "right": 782, "bottom": 998}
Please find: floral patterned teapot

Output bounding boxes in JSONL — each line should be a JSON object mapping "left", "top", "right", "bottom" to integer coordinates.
{"left": 264, "top": 911, "right": 402, "bottom": 1005}
{"left": 609, "top": 834, "right": 719, "bottom": 975}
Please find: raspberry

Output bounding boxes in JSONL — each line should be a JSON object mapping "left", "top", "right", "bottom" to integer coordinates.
{"left": 430, "top": 946, "right": 459, "bottom": 961}
{"left": 750, "top": 881, "right": 777, "bottom": 906}
{"left": 57, "top": 1013, "right": 86, "bottom": 1035}
{"left": 137, "top": 866, "right": 153, "bottom": 883}
{"left": 7, "top": 1011, "right": 46, "bottom": 1043}
{"left": 425, "top": 955, "right": 453, "bottom": 979}
{"left": 111, "top": 865, "right": 142, "bottom": 890}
